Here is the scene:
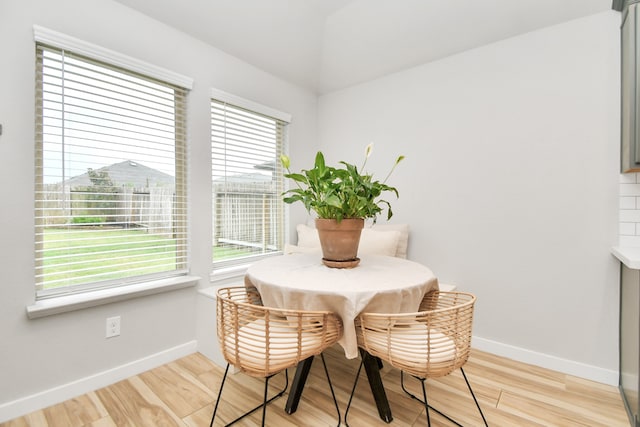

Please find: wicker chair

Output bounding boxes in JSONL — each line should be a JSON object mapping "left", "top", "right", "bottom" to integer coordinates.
{"left": 210, "top": 286, "right": 343, "bottom": 427}
{"left": 345, "top": 291, "right": 488, "bottom": 426}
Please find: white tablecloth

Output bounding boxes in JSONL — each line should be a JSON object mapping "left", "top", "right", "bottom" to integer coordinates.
{"left": 245, "top": 253, "right": 439, "bottom": 359}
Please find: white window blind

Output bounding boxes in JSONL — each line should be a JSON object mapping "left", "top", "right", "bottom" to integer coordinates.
{"left": 35, "top": 43, "right": 189, "bottom": 298}
{"left": 211, "top": 97, "right": 288, "bottom": 267}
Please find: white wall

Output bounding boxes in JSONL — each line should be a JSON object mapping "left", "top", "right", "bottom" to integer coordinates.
{"left": 317, "top": 11, "right": 621, "bottom": 382}
{"left": 0, "top": 0, "right": 317, "bottom": 420}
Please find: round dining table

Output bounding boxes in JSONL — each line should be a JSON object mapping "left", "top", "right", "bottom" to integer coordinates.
{"left": 244, "top": 252, "right": 439, "bottom": 422}
{"left": 245, "top": 252, "right": 439, "bottom": 359}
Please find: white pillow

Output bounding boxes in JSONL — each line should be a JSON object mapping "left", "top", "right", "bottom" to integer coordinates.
{"left": 359, "top": 229, "right": 401, "bottom": 257}
{"left": 295, "top": 223, "right": 403, "bottom": 257}
{"left": 365, "top": 223, "right": 410, "bottom": 259}
{"left": 296, "top": 224, "right": 321, "bottom": 248}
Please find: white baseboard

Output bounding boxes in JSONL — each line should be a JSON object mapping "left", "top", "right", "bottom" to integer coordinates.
{"left": 0, "top": 340, "right": 198, "bottom": 423}
{"left": 473, "top": 336, "right": 618, "bottom": 386}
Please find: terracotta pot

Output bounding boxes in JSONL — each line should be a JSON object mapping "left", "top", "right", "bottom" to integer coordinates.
{"left": 315, "top": 218, "right": 364, "bottom": 268}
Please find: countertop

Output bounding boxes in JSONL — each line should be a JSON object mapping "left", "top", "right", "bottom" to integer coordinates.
{"left": 612, "top": 246, "right": 640, "bottom": 269}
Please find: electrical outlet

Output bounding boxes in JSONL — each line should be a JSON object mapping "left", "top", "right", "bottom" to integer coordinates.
{"left": 106, "top": 316, "right": 121, "bottom": 338}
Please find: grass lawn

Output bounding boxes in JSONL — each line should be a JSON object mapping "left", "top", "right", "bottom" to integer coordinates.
{"left": 40, "top": 227, "right": 252, "bottom": 289}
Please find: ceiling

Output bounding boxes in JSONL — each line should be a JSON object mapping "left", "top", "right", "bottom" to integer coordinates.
{"left": 113, "top": 0, "right": 614, "bottom": 94}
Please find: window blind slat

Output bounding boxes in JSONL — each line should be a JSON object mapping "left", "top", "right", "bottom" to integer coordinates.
{"left": 35, "top": 42, "right": 189, "bottom": 298}
{"left": 211, "top": 97, "right": 286, "bottom": 266}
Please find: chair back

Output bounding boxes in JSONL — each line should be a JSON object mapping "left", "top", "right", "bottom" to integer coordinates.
{"left": 217, "top": 286, "right": 342, "bottom": 378}
{"left": 356, "top": 291, "right": 475, "bottom": 379}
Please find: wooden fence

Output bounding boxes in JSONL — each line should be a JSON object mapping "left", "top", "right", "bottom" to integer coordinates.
{"left": 212, "top": 181, "right": 280, "bottom": 251}
{"left": 40, "top": 184, "right": 175, "bottom": 234}
{"left": 40, "top": 181, "right": 279, "bottom": 251}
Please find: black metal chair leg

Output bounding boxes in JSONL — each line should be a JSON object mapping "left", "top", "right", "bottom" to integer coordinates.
{"left": 344, "top": 357, "right": 364, "bottom": 427}
{"left": 320, "top": 353, "right": 342, "bottom": 427}
{"left": 261, "top": 375, "right": 270, "bottom": 427}
{"left": 210, "top": 363, "right": 230, "bottom": 427}
{"left": 210, "top": 365, "right": 289, "bottom": 427}
{"left": 420, "top": 379, "right": 431, "bottom": 427}
{"left": 400, "top": 369, "right": 488, "bottom": 427}
{"left": 461, "top": 367, "right": 489, "bottom": 427}
{"left": 401, "top": 370, "right": 421, "bottom": 401}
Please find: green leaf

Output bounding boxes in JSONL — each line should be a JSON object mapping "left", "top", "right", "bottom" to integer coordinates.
{"left": 324, "top": 194, "right": 342, "bottom": 209}
{"left": 314, "top": 151, "right": 326, "bottom": 171}
{"left": 284, "top": 173, "right": 309, "bottom": 184}
{"left": 283, "top": 195, "right": 302, "bottom": 204}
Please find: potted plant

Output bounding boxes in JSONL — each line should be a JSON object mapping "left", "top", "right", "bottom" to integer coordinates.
{"left": 280, "top": 144, "right": 404, "bottom": 267}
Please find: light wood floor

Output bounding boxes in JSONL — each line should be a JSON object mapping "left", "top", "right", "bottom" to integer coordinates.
{"left": 1, "top": 346, "right": 630, "bottom": 426}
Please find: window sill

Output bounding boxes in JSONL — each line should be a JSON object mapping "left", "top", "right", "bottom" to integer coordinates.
{"left": 209, "top": 253, "right": 283, "bottom": 284}
{"left": 26, "top": 275, "right": 201, "bottom": 319}
{"left": 210, "top": 263, "right": 250, "bottom": 283}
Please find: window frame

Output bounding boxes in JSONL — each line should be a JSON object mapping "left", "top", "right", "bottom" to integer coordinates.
{"left": 33, "top": 26, "right": 194, "bottom": 301}
{"left": 209, "top": 88, "right": 291, "bottom": 280}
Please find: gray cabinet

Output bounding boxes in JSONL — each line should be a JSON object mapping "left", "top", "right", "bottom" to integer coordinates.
{"left": 622, "top": 1, "right": 640, "bottom": 172}
{"left": 621, "top": 265, "right": 640, "bottom": 426}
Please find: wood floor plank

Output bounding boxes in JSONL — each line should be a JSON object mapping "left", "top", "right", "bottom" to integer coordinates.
{"left": 492, "top": 370, "right": 624, "bottom": 424}
{"left": 95, "top": 379, "right": 181, "bottom": 427}
{"left": 23, "top": 411, "right": 47, "bottom": 427}
{"left": 182, "top": 404, "right": 214, "bottom": 427}
{"left": 0, "top": 347, "right": 629, "bottom": 427}
{"left": 60, "top": 392, "right": 104, "bottom": 425}
{"left": 86, "top": 390, "right": 109, "bottom": 418}
{"left": 88, "top": 416, "right": 118, "bottom": 427}
{"left": 175, "top": 352, "right": 217, "bottom": 377}
{"left": 127, "top": 375, "right": 189, "bottom": 426}
{"left": 138, "top": 362, "right": 213, "bottom": 418}
{"left": 0, "top": 418, "right": 29, "bottom": 427}
{"left": 42, "top": 402, "right": 73, "bottom": 427}
{"left": 497, "top": 389, "right": 627, "bottom": 427}
{"left": 565, "top": 374, "right": 629, "bottom": 410}
{"left": 194, "top": 362, "right": 227, "bottom": 396}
